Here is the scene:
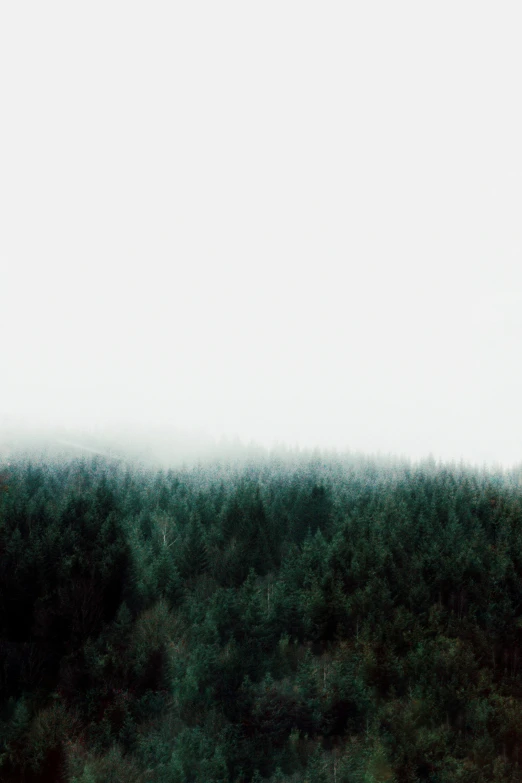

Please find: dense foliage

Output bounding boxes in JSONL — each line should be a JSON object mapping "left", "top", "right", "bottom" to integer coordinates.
{"left": 1, "top": 448, "right": 522, "bottom": 781}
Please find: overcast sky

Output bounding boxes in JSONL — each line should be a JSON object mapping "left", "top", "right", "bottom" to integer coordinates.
{"left": 1, "top": 2, "right": 522, "bottom": 468}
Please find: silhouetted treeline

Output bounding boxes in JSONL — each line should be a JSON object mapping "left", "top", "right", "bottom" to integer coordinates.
{"left": 1, "top": 450, "right": 522, "bottom": 781}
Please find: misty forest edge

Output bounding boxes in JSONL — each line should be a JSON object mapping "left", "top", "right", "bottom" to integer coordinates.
{"left": 1, "top": 445, "right": 522, "bottom": 781}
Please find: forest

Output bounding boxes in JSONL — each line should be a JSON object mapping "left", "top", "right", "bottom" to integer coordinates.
{"left": 1, "top": 446, "right": 522, "bottom": 782}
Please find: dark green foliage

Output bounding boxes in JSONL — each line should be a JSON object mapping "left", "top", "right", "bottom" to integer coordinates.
{"left": 2, "top": 450, "right": 522, "bottom": 780}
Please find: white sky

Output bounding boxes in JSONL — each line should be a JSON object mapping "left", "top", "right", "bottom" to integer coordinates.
{"left": 1, "top": 2, "right": 522, "bottom": 468}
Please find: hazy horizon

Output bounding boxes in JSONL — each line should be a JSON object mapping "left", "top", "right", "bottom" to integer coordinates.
{"left": 2, "top": 3, "right": 521, "bottom": 470}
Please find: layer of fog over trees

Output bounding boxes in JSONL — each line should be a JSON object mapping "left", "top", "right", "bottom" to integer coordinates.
{"left": 0, "top": 419, "right": 515, "bottom": 478}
